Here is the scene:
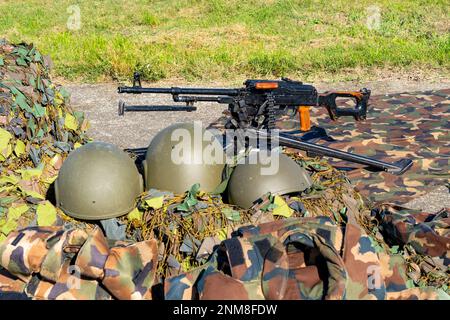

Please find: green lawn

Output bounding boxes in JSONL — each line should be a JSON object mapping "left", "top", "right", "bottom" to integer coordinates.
{"left": 1, "top": 0, "right": 448, "bottom": 83}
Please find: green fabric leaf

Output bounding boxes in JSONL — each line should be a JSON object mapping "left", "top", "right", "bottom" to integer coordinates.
{"left": 0, "top": 57, "right": 3, "bottom": 66}
{"left": 23, "top": 189, "right": 45, "bottom": 200}
{"left": 216, "top": 228, "right": 227, "bottom": 241}
{"left": 33, "top": 50, "right": 42, "bottom": 62}
{"left": 222, "top": 208, "right": 241, "bottom": 221}
{"left": 0, "top": 197, "right": 17, "bottom": 206}
{"left": 272, "top": 195, "right": 293, "bottom": 218}
{"left": 127, "top": 208, "right": 142, "bottom": 221}
{"left": 14, "top": 139, "right": 26, "bottom": 156}
{"left": 8, "top": 204, "right": 28, "bottom": 220}
{"left": 145, "top": 196, "right": 164, "bottom": 209}
{"left": 370, "top": 237, "right": 384, "bottom": 253}
{"left": 0, "top": 196, "right": 17, "bottom": 206}
{"left": 0, "top": 218, "right": 18, "bottom": 236}
{"left": 36, "top": 201, "right": 57, "bottom": 226}
{"left": 339, "top": 207, "right": 348, "bottom": 222}
{"left": 211, "top": 165, "right": 234, "bottom": 194}
{"left": 176, "top": 183, "right": 200, "bottom": 212}
{"left": 311, "top": 163, "right": 329, "bottom": 171}
{"left": 311, "top": 183, "right": 326, "bottom": 191}
{"left": 331, "top": 209, "right": 340, "bottom": 222}
{"left": 27, "top": 117, "right": 36, "bottom": 137}
{"left": 64, "top": 113, "right": 78, "bottom": 130}
{"left": 33, "top": 103, "right": 46, "bottom": 117}
{"left": 16, "top": 57, "right": 28, "bottom": 66}
{"left": 12, "top": 89, "right": 33, "bottom": 113}
{"left": 13, "top": 47, "right": 28, "bottom": 57}
{"left": 0, "top": 128, "right": 12, "bottom": 153}
{"left": 36, "top": 128, "right": 44, "bottom": 139}
{"left": 390, "top": 245, "right": 400, "bottom": 254}
{"left": 406, "top": 279, "right": 416, "bottom": 289}
{"left": 58, "top": 86, "right": 70, "bottom": 100}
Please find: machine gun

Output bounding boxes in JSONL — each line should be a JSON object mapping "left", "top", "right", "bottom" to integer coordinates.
{"left": 118, "top": 72, "right": 370, "bottom": 131}
{"left": 118, "top": 73, "right": 413, "bottom": 175}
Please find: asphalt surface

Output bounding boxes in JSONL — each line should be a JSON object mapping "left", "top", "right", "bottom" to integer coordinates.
{"left": 66, "top": 79, "right": 450, "bottom": 212}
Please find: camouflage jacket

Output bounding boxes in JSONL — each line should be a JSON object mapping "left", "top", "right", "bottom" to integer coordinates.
{"left": 0, "top": 226, "right": 158, "bottom": 300}
{"left": 165, "top": 216, "right": 448, "bottom": 300}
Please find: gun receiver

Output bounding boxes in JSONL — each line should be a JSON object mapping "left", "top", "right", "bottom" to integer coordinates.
{"left": 118, "top": 72, "right": 370, "bottom": 130}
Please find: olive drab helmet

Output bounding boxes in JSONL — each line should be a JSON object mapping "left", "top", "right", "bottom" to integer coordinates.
{"left": 227, "top": 152, "right": 313, "bottom": 209}
{"left": 143, "top": 122, "right": 225, "bottom": 194}
{"left": 55, "top": 142, "right": 143, "bottom": 220}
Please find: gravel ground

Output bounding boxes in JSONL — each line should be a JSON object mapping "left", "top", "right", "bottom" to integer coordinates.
{"left": 65, "top": 79, "right": 450, "bottom": 212}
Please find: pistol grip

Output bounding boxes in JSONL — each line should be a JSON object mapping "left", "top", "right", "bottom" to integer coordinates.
{"left": 298, "top": 106, "right": 311, "bottom": 131}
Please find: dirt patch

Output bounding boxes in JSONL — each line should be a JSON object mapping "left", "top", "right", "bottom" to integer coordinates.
{"left": 403, "top": 185, "right": 450, "bottom": 213}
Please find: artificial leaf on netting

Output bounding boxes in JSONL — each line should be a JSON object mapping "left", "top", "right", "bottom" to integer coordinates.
{"left": 145, "top": 196, "right": 164, "bottom": 209}
{"left": 272, "top": 195, "right": 294, "bottom": 218}
{"left": 64, "top": 113, "right": 78, "bottom": 131}
{"left": 33, "top": 103, "right": 46, "bottom": 118}
{"left": 36, "top": 200, "right": 57, "bottom": 226}
{"left": 14, "top": 139, "right": 26, "bottom": 157}
{"left": 127, "top": 208, "right": 143, "bottom": 222}
{"left": 0, "top": 218, "right": 18, "bottom": 236}
{"left": 221, "top": 207, "right": 241, "bottom": 221}
{"left": 7, "top": 203, "right": 28, "bottom": 220}
{"left": 0, "top": 127, "right": 12, "bottom": 154}
{"left": 176, "top": 183, "right": 200, "bottom": 212}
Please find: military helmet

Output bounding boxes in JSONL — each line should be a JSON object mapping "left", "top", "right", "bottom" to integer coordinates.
{"left": 143, "top": 122, "right": 225, "bottom": 194}
{"left": 55, "top": 142, "right": 143, "bottom": 220}
{"left": 227, "top": 152, "right": 313, "bottom": 209}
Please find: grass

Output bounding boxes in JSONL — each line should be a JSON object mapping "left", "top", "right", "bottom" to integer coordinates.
{"left": 0, "top": 0, "right": 448, "bottom": 83}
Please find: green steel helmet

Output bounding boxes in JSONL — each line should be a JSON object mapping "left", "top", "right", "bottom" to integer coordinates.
{"left": 143, "top": 122, "right": 225, "bottom": 194}
{"left": 55, "top": 141, "right": 143, "bottom": 220}
{"left": 227, "top": 152, "right": 313, "bottom": 209}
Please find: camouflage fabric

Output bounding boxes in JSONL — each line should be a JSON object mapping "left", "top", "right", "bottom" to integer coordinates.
{"left": 165, "top": 207, "right": 449, "bottom": 300}
{"left": 210, "top": 89, "right": 450, "bottom": 205}
{"left": 0, "top": 226, "right": 158, "bottom": 300}
{"left": 375, "top": 204, "right": 449, "bottom": 260}
{"left": 370, "top": 204, "right": 449, "bottom": 292}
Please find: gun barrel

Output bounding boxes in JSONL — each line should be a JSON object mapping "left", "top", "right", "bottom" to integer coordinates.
{"left": 247, "top": 131, "right": 411, "bottom": 175}
{"left": 118, "top": 86, "right": 240, "bottom": 96}
{"left": 275, "top": 132, "right": 412, "bottom": 175}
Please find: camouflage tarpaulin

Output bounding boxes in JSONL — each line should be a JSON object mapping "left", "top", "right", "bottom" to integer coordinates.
{"left": 284, "top": 89, "right": 450, "bottom": 204}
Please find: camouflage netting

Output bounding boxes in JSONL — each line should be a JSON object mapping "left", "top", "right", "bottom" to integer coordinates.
{"left": 0, "top": 40, "right": 90, "bottom": 243}
{"left": 0, "top": 41, "right": 448, "bottom": 300}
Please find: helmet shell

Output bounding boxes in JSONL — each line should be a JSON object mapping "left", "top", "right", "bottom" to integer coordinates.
{"left": 227, "top": 152, "right": 312, "bottom": 209}
{"left": 55, "top": 142, "right": 143, "bottom": 220}
{"left": 144, "top": 123, "right": 225, "bottom": 194}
